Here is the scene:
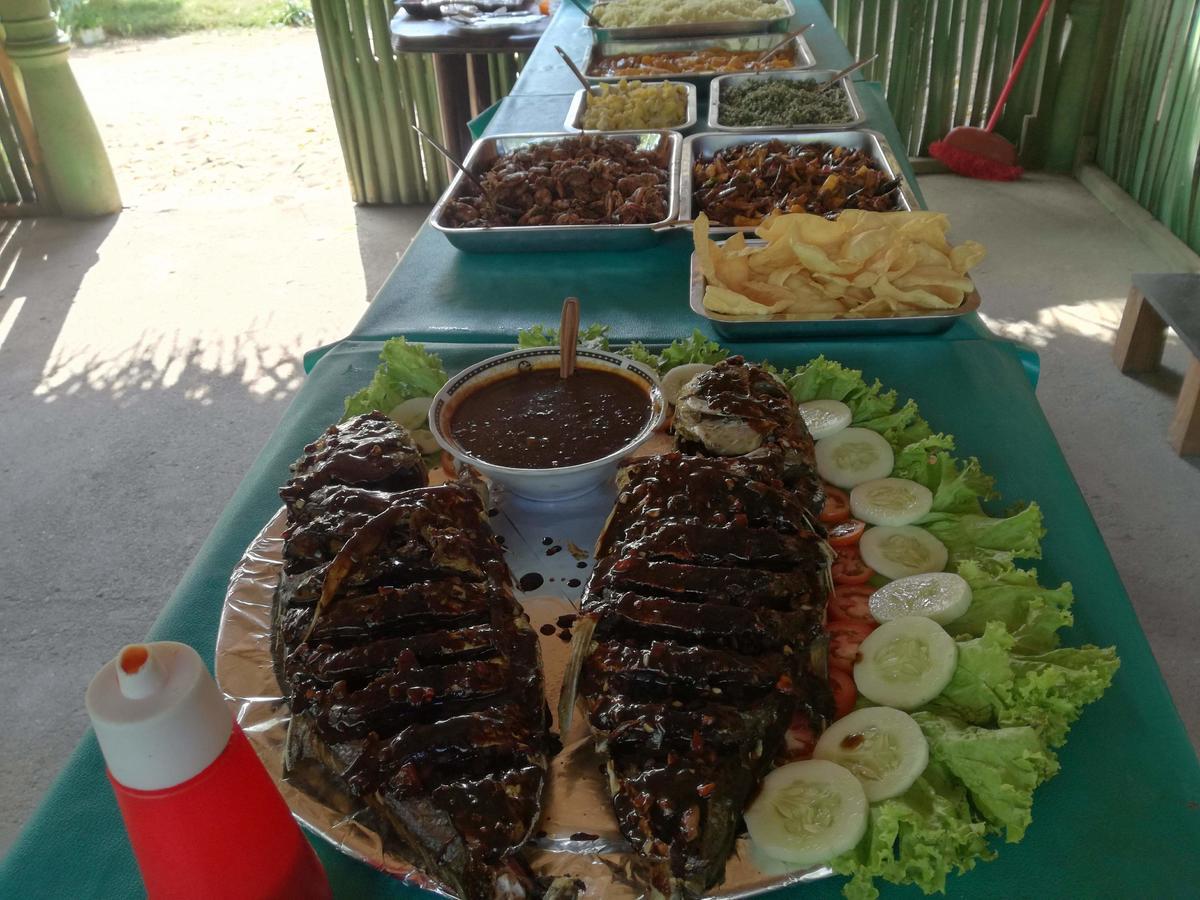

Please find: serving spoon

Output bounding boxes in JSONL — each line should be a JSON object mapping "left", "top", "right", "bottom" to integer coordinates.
{"left": 818, "top": 54, "right": 878, "bottom": 91}
{"left": 555, "top": 45, "right": 597, "bottom": 96}
{"left": 562, "top": 0, "right": 601, "bottom": 27}
{"left": 559, "top": 297, "right": 580, "bottom": 378}
{"left": 752, "top": 23, "right": 813, "bottom": 69}
{"left": 412, "top": 125, "right": 523, "bottom": 217}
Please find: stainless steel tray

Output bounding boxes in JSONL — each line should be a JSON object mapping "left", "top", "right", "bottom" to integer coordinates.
{"left": 679, "top": 129, "right": 921, "bottom": 235}
{"left": 689, "top": 246, "right": 982, "bottom": 338}
{"left": 564, "top": 81, "right": 698, "bottom": 132}
{"left": 585, "top": 32, "right": 815, "bottom": 85}
{"left": 707, "top": 70, "right": 866, "bottom": 132}
{"left": 588, "top": 0, "right": 794, "bottom": 42}
{"left": 430, "top": 131, "right": 681, "bottom": 253}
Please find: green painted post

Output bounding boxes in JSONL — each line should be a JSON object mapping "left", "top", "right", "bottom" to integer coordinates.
{"left": 0, "top": 0, "right": 119, "bottom": 215}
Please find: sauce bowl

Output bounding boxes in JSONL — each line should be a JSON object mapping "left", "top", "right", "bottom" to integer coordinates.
{"left": 429, "top": 347, "right": 666, "bottom": 502}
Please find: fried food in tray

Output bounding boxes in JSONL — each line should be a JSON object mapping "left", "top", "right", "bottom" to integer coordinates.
{"left": 561, "top": 358, "right": 833, "bottom": 898}
{"left": 439, "top": 134, "right": 670, "bottom": 229}
{"left": 271, "top": 414, "right": 566, "bottom": 900}
{"left": 693, "top": 139, "right": 902, "bottom": 226}
{"left": 591, "top": 46, "right": 794, "bottom": 77}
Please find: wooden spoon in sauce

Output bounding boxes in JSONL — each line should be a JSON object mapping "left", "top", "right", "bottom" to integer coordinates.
{"left": 559, "top": 297, "right": 579, "bottom": 379}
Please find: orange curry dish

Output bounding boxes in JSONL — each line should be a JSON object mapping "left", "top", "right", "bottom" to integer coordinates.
{"left": 590, "top": 47, "right": 795, "bottom": 78}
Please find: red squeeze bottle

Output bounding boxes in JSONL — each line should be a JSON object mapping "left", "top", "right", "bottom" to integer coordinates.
{"left": 85, "top": 641, "right": 331, "bottom": 900}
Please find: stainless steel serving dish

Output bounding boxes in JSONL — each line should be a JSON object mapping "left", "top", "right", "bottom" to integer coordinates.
{"left": 679, "top": 129, "right": 921, "bottom": 235}
{"left": 564, "top": 81, "right": 698, "bottom": 132}
{"left": 588, "top": 0, "right": 794, "bottom": 42}
{"left": 689, "top": 247, "right": 982, "bottom": 338}
{"left": 585, "top": 32, "right": 815, "bottom": 85}
{"left": 430, "top": 131, "right": 681, "bottom": 253}
{"left": 707, "top": 69, "right": 866, "bottom": 131}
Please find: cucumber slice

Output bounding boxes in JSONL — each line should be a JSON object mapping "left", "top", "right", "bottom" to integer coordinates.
{"left": 744, "top": 760, "right": 868, "bottom": 867}
{"left": 798, "top": 399, "right": 852, "bottom": 440}
{"left": 814, "top": 428, "right": 895, "bottom": 489}
{"left": 853, "top": 617, "right": 958, "bottom": 710}
{"left": 869, "top": 572, "right": 972, "bottom": 625}
{"left": 859, "top": 525, "right": 948, "bottom": 580}
{"left": 388, "top": 396, "right": 434, "bottom": 430}
{"left": 410, "top": 428, "right": 441, "bottom": 456}
{"left": 661, "top": 363, "right": 714, "bottom": 405}
{"left": 850, "top": 477, "right": 933, "bottom": 527}
{"left": 812, "top": 707, "right": 929, "bottom": 802}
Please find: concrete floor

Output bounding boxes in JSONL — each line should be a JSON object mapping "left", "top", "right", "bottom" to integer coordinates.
{"left": 2, "top": 32, "right": 1198, "bottom": 857}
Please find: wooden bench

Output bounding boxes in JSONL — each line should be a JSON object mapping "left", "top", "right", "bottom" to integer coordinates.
{"left": 1114, "top": 273, "right": 1200, "bottom": 455}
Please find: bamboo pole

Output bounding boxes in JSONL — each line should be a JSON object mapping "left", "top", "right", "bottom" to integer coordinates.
{"left": 312, "top": 0, "right": 365, "bottom": 202}
{"left": 329, "top": 0, "right": 381, "bottom": 202}
{"left": 365, "top": 0, "right": 416, "bottom": 203}
{"left": 346, "top": 0, "right": 398, "bottom": 203}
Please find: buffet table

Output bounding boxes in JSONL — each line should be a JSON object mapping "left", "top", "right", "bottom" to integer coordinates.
{"left": 4, "top": 2, "right": 1199, "bottom": 898}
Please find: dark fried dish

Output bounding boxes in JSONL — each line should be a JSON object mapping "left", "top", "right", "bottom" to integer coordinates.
{"left": 272, "top": 418, "right": 562, "bottom": 900}
{"left": 692, "top": 140, "right": 902, "bottom": 226}
{"left": 562, "top": 453, "right": 832, "bottom": 897}
{"left": 440, "top": 135, "right": 670, "bottom": 228}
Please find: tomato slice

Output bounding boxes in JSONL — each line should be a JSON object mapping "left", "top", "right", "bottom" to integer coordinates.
{"left": 826, "top": 518, "right": 865, "bottom": 547}
{"left": 784, "top": 710, "right": 817, "bottom": 760}
{"left": 828, "top": 618, "right": 875, "bottom": 670}
{"left": 832, "top": 544, "right": 875, "bottom": 585}
{"left": 819, "top": 485, "right": 850, "bottom": 524}
{"left": 828, "top": 584, "right": 876, "bottom": 623}
{"left": 828, "top": 666, "right": 857, "bottom": 720}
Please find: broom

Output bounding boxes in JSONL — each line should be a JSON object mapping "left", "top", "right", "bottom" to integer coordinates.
{"left": 929, "top": 0, "right": 1053, "bottom": 181}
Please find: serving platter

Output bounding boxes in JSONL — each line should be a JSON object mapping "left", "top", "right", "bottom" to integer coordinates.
{"left": 587, "top": 0, "right": 795, "bottom": 42}
{"left": 706, "top": 69, "right": 867, "bottom": 132}
{"left": 563, "top": 81, "right": 699, "bottom": 133}
{"left": 688, "top": 252, "right": 983, "bottom": 337}
{"left": 430, "top": 130, "right": 682, "bottom": 253}
{"left": 585, "top": 33, "right": 815, "bottom": 85}
{"left": 679, "top": 129, "right": 921, "bottom": 235}
{"left": 213, "top": 462, "right": 835, "bottom": 899}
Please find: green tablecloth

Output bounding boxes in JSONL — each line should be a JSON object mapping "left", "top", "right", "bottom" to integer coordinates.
{"left": 5, "top": 337, "right": 1198, "bottom": 898}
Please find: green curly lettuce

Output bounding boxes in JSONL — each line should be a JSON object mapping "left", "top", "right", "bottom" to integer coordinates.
{"left": 516, "top": 323, "right": 612, "bottom": 350}
{"left": 832, "top": 761, "right": 992, "bottom": 900}
{"left": 343, "top": 337, "right": 448, "bottom": 419}
{"left": 914, "top": 713, "right": 1059, "bottom": 842}
{"left": 929, "top": 622, "right": 1119, "bottom": 747}
{"left": 949, "top": 561, "right": 1074, "bottom": 653}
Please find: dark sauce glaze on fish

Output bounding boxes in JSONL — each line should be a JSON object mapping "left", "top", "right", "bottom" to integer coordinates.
{"left": 271, "top": 413, "right": 571, "bottom": 900}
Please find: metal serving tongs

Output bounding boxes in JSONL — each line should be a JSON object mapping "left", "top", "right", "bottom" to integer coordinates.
{"left": 752, "top": 23, "right": 814, "bottom": 69}
{"left": 818, "top": 54, "right": 879, "bottom": 91}
{"left": 411, "top": 125, "right": 523, "bottom": 218}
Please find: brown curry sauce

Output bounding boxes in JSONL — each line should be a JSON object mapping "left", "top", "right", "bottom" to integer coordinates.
{"left": 449, "top": 365, "right": 652, "bottom": 469}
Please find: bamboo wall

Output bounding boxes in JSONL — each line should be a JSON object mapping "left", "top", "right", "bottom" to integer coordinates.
{"left": 312, "top": 0, "right": 523, "bottom": 204}
{"left": 1096, "top": 0, "right": 1200, "bottom": 254}
{"left": 819, "top": 0, "right": 1076, "bottom": 160}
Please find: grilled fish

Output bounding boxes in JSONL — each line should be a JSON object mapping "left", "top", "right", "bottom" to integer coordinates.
{"left": 273, "top": 416, "right": 567, "bottom": 900}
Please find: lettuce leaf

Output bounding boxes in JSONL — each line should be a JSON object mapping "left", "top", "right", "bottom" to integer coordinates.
{"left": 920, "top": 503, "right": 1045, "bottom": 566}
{"left": 786, "top": 356, "right": 901, "bottom": 424}
{"left": 833, "top": 760, "right": 992, "bottom": 900}
{"left": 516, "top": 323, "right": 612, "bottom": 350}
{"left": 343, "top": 337, "right": 448, "bottom": 419}
{"left": 914, "top": 713, "right": 1059, "bottom": 842}
{"left": 656, "top": 329, "right": 729, "bottom": 372}
{"left": 893, "top": 435, "right": 995, "bottom": 514}
{"left": 929, "top": 623, "right": 1119, "bottom": 747}
{"left": 949, "top": 560, "right": 1074, "bottom": 653}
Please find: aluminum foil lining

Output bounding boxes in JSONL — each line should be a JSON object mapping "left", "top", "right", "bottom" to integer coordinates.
{"left": 214, "top": 469, "right": 833, "bottom": 898}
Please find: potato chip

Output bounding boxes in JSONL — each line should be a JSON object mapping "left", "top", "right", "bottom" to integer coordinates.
{"left": 692, "top": 211, "right": 984, "bottom": 320}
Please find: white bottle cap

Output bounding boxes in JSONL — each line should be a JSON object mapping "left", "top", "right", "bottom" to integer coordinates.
{"left": 86, "top": 642, "right": 234, "bottom": 791}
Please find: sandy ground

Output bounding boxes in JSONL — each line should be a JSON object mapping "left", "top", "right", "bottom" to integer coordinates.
{"left": 2, "top": 25, "right": 1198, "bottom": 865}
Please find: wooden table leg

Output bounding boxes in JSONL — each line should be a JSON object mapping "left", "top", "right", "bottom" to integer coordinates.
{"left": 467, "top": 53, "right": 493, "bottom": 119}
{"left": 1168, "top": 357, "right": 1200, "bottom": 456}
{"left": 431, "top": 53, "right": 473, "bottom": 177}
{"left": 1113, "top": 287, "right": 1167, "bottom": 373}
